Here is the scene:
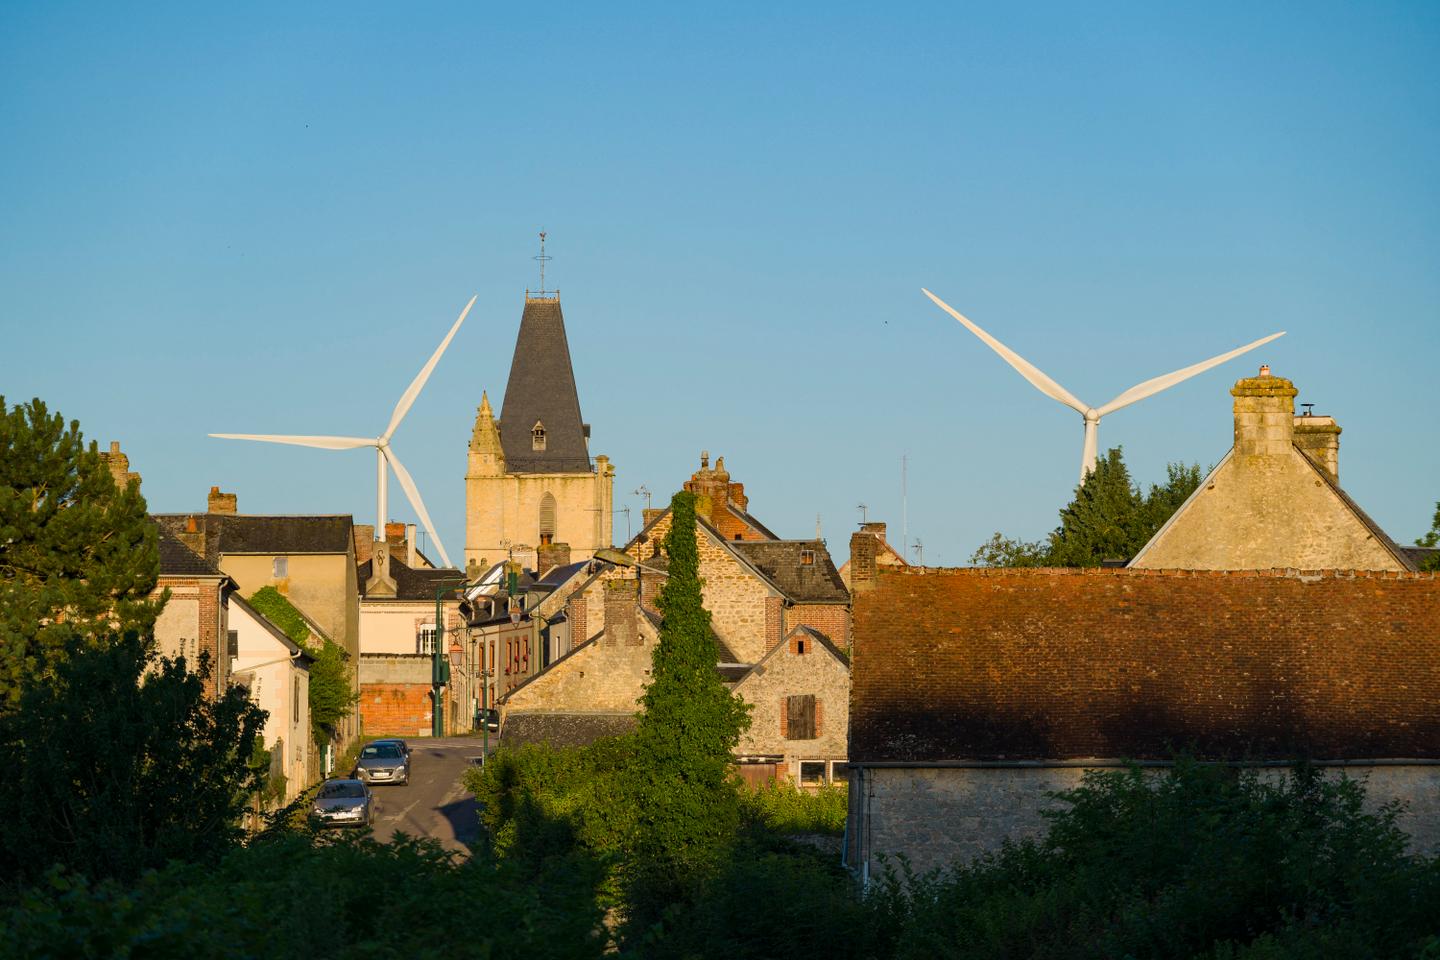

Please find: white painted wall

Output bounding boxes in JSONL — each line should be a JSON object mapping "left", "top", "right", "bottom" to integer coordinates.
{"left": 230, "top": 600, "right": 311, "bottom": 799}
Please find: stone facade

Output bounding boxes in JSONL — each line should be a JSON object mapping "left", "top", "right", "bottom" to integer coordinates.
{"left": 150, "top": 574, "right": 228, "bottom": 697}
{"left": 848, "top": 763, "right": 1440, "bottom": 876}
{"left": 1131, "top": 368, "right": 1411, "bottom": 571}
{"left": 734, "top": 626, "right": 850, "bottom": 783}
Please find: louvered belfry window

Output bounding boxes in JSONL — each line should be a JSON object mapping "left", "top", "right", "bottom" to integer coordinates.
{"left": 532, "top": 421, "right": 547, "bottom": 451}
{"left": 539, "top": 492, "right": 557, "bottom": 540}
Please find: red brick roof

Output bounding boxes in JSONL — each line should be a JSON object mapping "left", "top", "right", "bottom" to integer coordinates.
{"left": 850, "top": 567, "right": 1440, "bottom": 764}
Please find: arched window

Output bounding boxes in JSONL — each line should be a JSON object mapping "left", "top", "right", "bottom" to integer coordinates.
{"left": 531, "top": 421, "right": 547, "bottom": 451}
{"left": 539, "top": 492, "right": 557, "bottom": 543}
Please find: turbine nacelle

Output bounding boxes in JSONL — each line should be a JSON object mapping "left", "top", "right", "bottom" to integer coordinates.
{"left": 922, "top": 288, "right": 1285, "bottom": 481}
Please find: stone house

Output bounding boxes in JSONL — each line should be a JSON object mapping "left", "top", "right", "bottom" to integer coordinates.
{"left": 152, "top": 526, "right": 234, "bottom": 696}
{"left": 154, "top": 488, "right": 361, "bottom": 750}
{"left": 1130, "top": 366, "right": 1417, "bottom": 571}
{"left": 843, "top": 553, "right": 1440, "bottom": 878}
{"left": 496, "top": 455, "right": 855, "bottom": 782}
{"left": 464, "top": 292, "right": 614, "bottom": 575}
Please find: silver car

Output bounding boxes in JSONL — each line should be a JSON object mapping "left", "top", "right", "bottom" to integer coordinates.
{"left": 352, "top": 741, "right": 410, "bottom": 786}
{"left": 311, "top": 778, "right": 374, "bottom": 828}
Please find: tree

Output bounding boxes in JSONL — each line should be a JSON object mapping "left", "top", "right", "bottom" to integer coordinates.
{"left": 623, "top": 491, "right": 751, "bottom": 930}
{"left": 0, "top": 631, "right": 266, "bottom": 887}
{"left": 248, "top": 586, "right": 353, "bottom": 748}
{"left": 1416, "top": 502, "right": 1440, "bottom": 571}
{"left": 0, "top": 397, "right": 161, "bottom": 705}
{"left": 971, "top": 449, "right": 1204, "bottom": 568}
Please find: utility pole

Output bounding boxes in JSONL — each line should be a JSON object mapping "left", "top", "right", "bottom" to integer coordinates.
{"left": 431, "top": 576, "right": 466, "bottom": 738}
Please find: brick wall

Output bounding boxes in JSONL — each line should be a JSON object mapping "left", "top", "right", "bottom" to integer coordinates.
{"left": 152, "top": 575, "right": 226, "bottom": 698}
{"left": 360, "top": 683, "right": 436, "bottom": 737}
{"left": 786, "top": 602, "right": 850, "bottom": 648}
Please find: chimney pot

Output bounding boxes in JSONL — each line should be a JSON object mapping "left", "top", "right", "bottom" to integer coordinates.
{"left": 207, "top": 487, "right": 238, "bottom": 515}
{"left": 406, "top": 523, "right": 417, "bottom": 568}
{"left": 1259, "top": 364, "right": 1270, "bottom": 377}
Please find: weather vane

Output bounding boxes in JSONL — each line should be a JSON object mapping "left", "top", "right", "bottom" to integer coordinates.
{"left": 533, "top": 230, "right": 552, "bottom": 295}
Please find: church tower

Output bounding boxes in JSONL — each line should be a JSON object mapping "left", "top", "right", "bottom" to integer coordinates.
{"left": 464, "top": 289, "right": 615, "bottom": 576}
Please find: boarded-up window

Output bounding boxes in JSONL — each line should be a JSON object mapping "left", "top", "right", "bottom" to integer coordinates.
{"left": 785, "top": 694, "right": 817, "bottom": 740}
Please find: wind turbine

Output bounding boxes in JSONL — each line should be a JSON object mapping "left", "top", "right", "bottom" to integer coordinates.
{"left": 211, "top": 295, "right": 477, "bottom": 569}
{"left": 921, "top": 289, "right": 1285, "bottom": 481}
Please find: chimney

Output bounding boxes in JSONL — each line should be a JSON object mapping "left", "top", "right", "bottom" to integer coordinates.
{"left": 179, "top": 515, "right": 207, "bottom": 557}
{"left": 207, "top": 486, "right": 237, "bottom": 515}
{"left": 385, "top": 522, "right": 405, "bottom": 544}
{"left": 353, "top": 524, "right": 375, "bottom": 563}
{"left": 537, "top": 541, "right": 571, "bottom": 578}
{"left": 98, "top": 441, "right": 141, "bottom": 490}
{"left": 1231, "top": 366, "right": 1297, "bottom": 459}
{"left": 406, "top": 523, "right": 417, "bottom": 568}
{"left": 849, "top": 530, "right": 879, "bottom": 593}
{"left": 642, "top": 507, "right": 666, "bottom": 528}
{"left": 1293, "top": 412, "right": 1342, "bottom": 483}
{"left": 603, "top": 577, "right": 639, "bottom": 646}
{"left": 860, "top": 521, "right": 887, "bottom": 541}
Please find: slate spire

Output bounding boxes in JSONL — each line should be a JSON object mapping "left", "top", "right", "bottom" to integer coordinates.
{"left": 498, "top": 294, "right": 591, "bottom": 473}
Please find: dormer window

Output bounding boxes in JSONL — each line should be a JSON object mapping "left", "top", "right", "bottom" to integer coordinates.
{"left": 800, "top": 549, "right": 815, "bottom": 565}
{"left": 531, "top": 421, "right": 547, "bottom": 451}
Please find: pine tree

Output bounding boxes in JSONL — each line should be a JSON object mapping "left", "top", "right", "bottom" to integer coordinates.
{"left": 0, "top": 397, "right": 161, "bottom": 705}
{"left": 624, "top": 491, "right": 750, "bottom": 929}
{"left": 1045, "top": 448, "right": 1147, "bottom": 566}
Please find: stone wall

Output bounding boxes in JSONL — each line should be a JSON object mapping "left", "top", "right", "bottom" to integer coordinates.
{"left": 501, "top": 608, "right": 657, "bottom": 718}
{"left": 464, "top": 467, "right": 614, "bottom": 573}
{"left": 849, "top": 763, "right": 1440, "bottom": 876}
{"left": 735, "top": 633, "right": 850, "bottom": 777}
{"left": 151, "top": 575, "right": 226, "bottom": 697}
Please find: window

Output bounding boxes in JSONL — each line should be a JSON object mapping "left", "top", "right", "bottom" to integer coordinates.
{"left": 829, "top": 760, "right": 848, "bottom": 783}
{"left": 798, "top": 761, "right": 827, "bottom": 786}
{"left": 784, "top": 694, "right": 818, "bottom": 740}
{"left": 417, "top": 623, "right": 438, "bottom": 655}
{"left": 800, "top": 549, "right": 815, "bottom": 565}
{"left": 227, "top": 630, "right": 238, "bottom": 658}
{"left": 272, "top": 556, "right": 288, "bottom": 579}
{"left": 531, "top": 421, "right": 547, "bottom": 451}
{"left": 539, "top": 492, "right": 557, "bottom": 541}
{"left": 293, "top": 677, "right": 300, "bottom": 717}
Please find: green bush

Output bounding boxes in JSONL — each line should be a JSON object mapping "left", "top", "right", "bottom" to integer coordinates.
{"left": 0, "top": 832, "right": 606, "bottom": 960}
{"left": 740, "top": 780, "right": 848, "bottom": 836}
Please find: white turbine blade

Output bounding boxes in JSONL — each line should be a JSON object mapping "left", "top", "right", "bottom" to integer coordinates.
{"left": 383, "top": 294, "right": 477, "bottom": 442}
{"left": 1096, "top": 331, "right": 1286, "bottom": 417}
{"left": 209, "top": 433, "right": 374, "bottom": 451}
{"left": 922, "top": 289, "right": 1088, "bottom": 415}
{"left": 382, "top": 447, "right": 453, "bottom": 570}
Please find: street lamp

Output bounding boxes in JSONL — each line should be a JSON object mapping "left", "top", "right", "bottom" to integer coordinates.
{"left": 432, "top": 576, "right": 467, "bottom": 738}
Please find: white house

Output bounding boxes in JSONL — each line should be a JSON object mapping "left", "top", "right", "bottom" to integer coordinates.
{"left": 229, "top": 594, "right": 313, "bottom": 799}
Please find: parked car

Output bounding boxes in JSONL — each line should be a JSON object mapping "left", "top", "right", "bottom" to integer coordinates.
{"left": 370, "top": 737, "right": 411, "bottom": 759}
{"left": 352, "top": 741, "right": 410, "bottom": 786}
{"left": 478, "top": 708, "right": 500, "bottom": 733}
{"left": 311, "top": 778, "right": 374, "bottom": 828}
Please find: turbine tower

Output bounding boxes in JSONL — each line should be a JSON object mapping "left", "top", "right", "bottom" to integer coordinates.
{"left": 922, "top": 289, "right": 1285, "bottom": 481}
{"left": 211, "top": 295, "right": 477, "bottom": 569}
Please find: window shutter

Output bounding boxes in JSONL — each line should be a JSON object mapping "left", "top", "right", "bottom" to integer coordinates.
{"left": 786, "top": 695, "right": 816, "bottom": 740}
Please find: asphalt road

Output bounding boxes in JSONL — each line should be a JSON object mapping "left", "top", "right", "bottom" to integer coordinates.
{"left": 365, "top": 736, "right": 492, "bottom": 853}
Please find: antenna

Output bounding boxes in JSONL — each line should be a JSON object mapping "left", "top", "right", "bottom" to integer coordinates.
{"left": 901, "top": 454, "right": 908, "bottom": 558}
{"left": 912, "top": 538, "right": 924, "bottom": 565}
{"left": 1301, "top": 403, "right": 1315, "bottom": 417}
{"left": 816, "top": 513, "right": 822, "bottom": 539}
{"left": 533, "top": 230, "right": 552, "bottom": 296}
{"left": 620, "top": 505, "right": 633, "bottom": 542}
{"left": 634, "top": 485, "right": 652, "bottom": 509}
{"left": 857, "top": 503, "right": 868, "bottom": 523}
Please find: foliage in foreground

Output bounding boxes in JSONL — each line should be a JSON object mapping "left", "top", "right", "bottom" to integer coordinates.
{"left": 1416, "top": 500, "right": 1440, "bottom": 571}
{"left": 739, "top": 779, "right": 848, "bottom": 836}
{"left": 0, "top": 832, "right": 605, "bottom": 960}
{"left": 972, "top": 448, "right": 1203, "bottom": 567}
{"left": 0, "top": 396, "right": 161, "bottom": 705}
{"left": 0, "top": 632, "right": 266, "bottom": 890}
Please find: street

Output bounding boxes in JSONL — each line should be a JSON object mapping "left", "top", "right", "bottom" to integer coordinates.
{"left": 364, "top": 737, "right": 491, "bottom": 853}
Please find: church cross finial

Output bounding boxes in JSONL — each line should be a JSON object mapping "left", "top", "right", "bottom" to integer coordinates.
{"left": 533, "top": 230, "right": 552, "bottom": 296}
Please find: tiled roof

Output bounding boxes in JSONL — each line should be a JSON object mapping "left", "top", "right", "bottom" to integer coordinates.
{"left": 498, "top": 296, "right": 592, "bottom": 473}
{"left": 1403, "top": 546, "right": 1439, "bottom": 569}
{"left": 851, "top": 566, "right": 1440, "bottom": 764}
{"left": 501, "top": 712, "right": 637, "bottom": 748}
{"left": 638, "top": 606, "right": 742, "bottom": 663}
{"left": 726, "top": 539, "right": 849, "bottom": 603}
{"left": 725, "top": 503, "right": 779, "bottom": 540}
{"left": 155, "top": 526, "right": 223, "bottom": 577}
{"left": 153, "top": 514, "right": 353, "bottom": 566}
{"left": 357, "top": 555, "right": 466, "bottom": 601}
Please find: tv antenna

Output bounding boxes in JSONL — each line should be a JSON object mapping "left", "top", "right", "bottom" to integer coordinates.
{"left": 620, "top": 505, "right": 633, "bottom": 542}
{"left": 911, "top": 538, "right": 924, "bottom": 565}
{"left": 634, "top": 485, "right": 652, "bottom": 509}
{"left": 857, "top": 502, "right": 868, "bottom": 523}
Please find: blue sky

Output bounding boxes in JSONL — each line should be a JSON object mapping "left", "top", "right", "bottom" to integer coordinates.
{"left": 3, "top": 2, "right": 1438, "bottom": 565}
